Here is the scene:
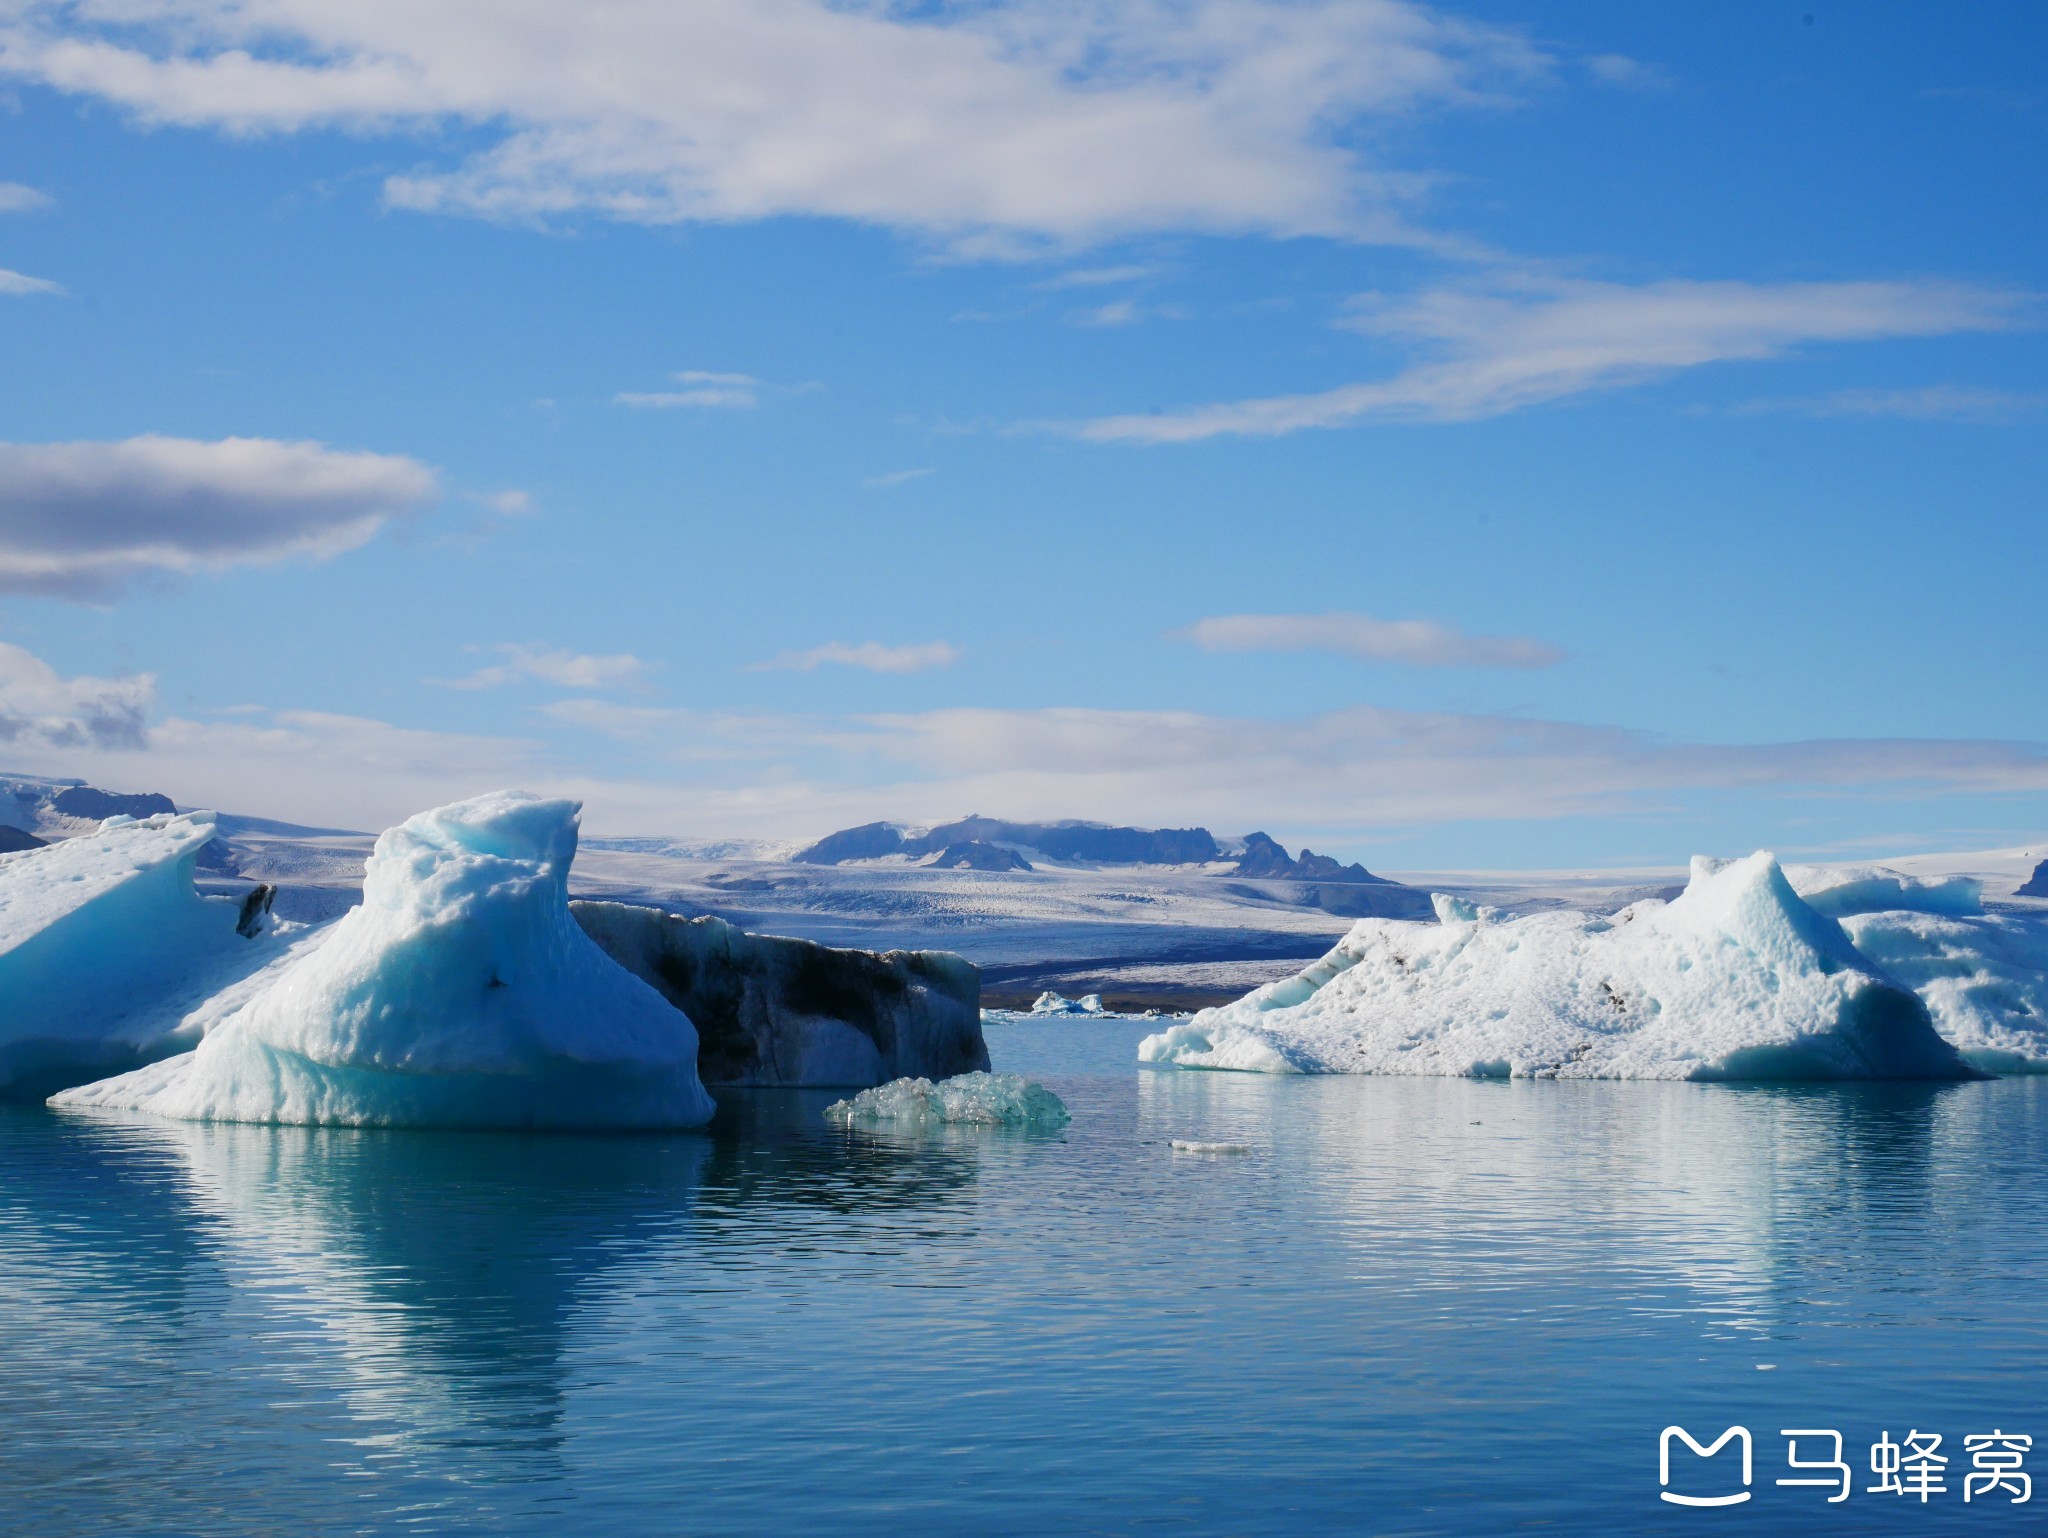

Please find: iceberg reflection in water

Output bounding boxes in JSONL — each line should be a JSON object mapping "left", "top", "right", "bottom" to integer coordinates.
{"left": 3, "top": 1018, "right": 2045, "bottom": 1536}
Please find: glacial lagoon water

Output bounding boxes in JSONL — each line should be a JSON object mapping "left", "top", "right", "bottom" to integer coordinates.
{"left": 4, "top": 1017, "right": 2047, "bottom": 1536}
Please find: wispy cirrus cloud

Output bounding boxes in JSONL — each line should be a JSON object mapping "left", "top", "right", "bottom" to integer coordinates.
{"left": 1733, "top": 384, "right": 2048, "bottom": 423}
{"left": 617, "top": 369, "right": 763, "bottom": 410}
{"left": 1080, "top": 277, "right": 2032, "bottom": 442}
{"left": 749, "top": 640, "right": 960, "bottom": 675}
{"left": 0, "top": 182, "right": 52, "bottom": 214}
{"left": 0, "top": 641, "right": 154, "bottom": 750}
{"left": 0, "top": 1, "right": 1543, "bottom": 250}
{"left": 0, "top": 266, "right": 63, "bottom": 296}
{"left": 1071, "top": 298, "right": 1169, "bottom": 328}
{"left": 430, "top": 643, "right": 653, "bottom": 692}
{"left": 1039, "top": 264, "right": 1157, "bottom": 289}
{"left": 1585, "top": 53, "right": 1673, "bottom": 91}
{"left": 0, "top": 435, "right": 437, "bottom": 598}
{"left": 1175, "top": 611, "right": 1564, "bottom": 668}
{"left": 862, "top": 467, "right": 935, "bottom": 488}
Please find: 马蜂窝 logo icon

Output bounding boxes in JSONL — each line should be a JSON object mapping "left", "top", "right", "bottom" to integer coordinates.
{"left": 1661, "top": 1425, "right": 1753, "bottom": 1506}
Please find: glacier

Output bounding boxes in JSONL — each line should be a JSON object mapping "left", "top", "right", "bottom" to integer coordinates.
{"left": 0, "top": 811, "right": 308, "bottom": 1098}
{"left": 569, "top": 901, "right": 987, "bottom": 1087}
{"left": 53, "top": 792, "right": 716, "bottom": 1129}
{"left": 825, "top": 1071, "right": 1071, "bottom": 1129}
{"left": 1139, "top": 852, "right": 1978, "bottom": 1082}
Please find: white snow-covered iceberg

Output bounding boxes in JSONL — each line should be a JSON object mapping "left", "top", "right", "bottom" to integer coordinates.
{"left": 0, "top": 811, "right": 308, "bottom": 1098}
{"left": 1787, "top": 862, "right": 1984, "bottom": 920}
{"left": 825, "top": 1071, "right": 1070, "bottom": 1129}
{"left": 1841, "top": 910, "right": 2048, "bottom": 1073}
{"left": 1780, "top": 860, "right": 2048, "bottom": 1073}
{"left": 1139, "top": 852, "right": 1976, "bottom": 1082}
{"left": 1029, "top": 990, "right": 1104, "bottom": 1015}
{"left": 54, "top": 791, "right": 716, "bottom": 1129}
{"left": 1783, "top": 865, "right": 2047, "bottom": 1075}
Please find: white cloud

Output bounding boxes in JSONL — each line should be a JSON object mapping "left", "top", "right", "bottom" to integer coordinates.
{"left": 616, "top": 388, "right": 756, "bottom": 410}
{"left": 749, "top": 640, "right": 961, "bottom": 675}
{"left": 0, "top": 0, "right": 1543, "bottom": 248}
{"left": 537, "top": 698, "right": 2048, "bottom": 839}
{"left": 433, "top": 643, "right": 652, "bottom": 692}
{"left": 616, "top": 370, "right": 775, "bottom": 410}
{"left": 5, "top": 708, "right": 549, "bottom": 832}
{"left": 1175, "top": 612, "right": 1563, "bottom": 668}
{"left": 1739, "top": 384, "right": 2048, "bottom": 423}
{"left": 0, "top": 182, "right": 52, "bottom": 213}
{"left": 1585, "top": 53, "right": 1672, "bottom": 91}
{"left": 14, "top": 690, "right": 2045, "bottom": 843}
{"left": 0, "top": 435, "right": 437, "bottom": 598}
{"left": 0, "top": 641, "right": 154, "bottom": 750}
{"left": 862, "top": 467, "right": 935, "bottom": 488}
{"left": 0, "top": 266, "right": 63, "bottom": 295}
{"left": 480, "top": 488, "right": 535, "bottom": 515}
{"left": 1038, "top": 264, "right": 1156, "bottom": 289}
{"left": 1073, "top": 299, "right": 1143, "bottom": 327}
{"left": 1081, "top": 277, "right": 2030, "bottom": 442}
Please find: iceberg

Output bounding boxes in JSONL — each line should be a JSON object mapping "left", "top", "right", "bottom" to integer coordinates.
{"left": 1787, "top": 862, "right": 1983, "bottom": 919}
{"left": 53, "top": 792, "right": 716, "bottom": 1129}
{"left": 1029, "top": 990, "right": 1105, "bottom": 1015}
{"left": 1786, "top": 861, "right": 2048, "bottom": 1074}
{"left": 825, "top": 1071, "right": 1070, "bottom": 1129}
{"left": 1139, "top": 853, "right": 1976, "bottom": 1082}
{"left": 569, "top": 901, "right": 987, "bottom": 1087}
{"left": 1842, "top": 911, "right": 2048, "bottom": 1073}
{"left": 0, "top": 811, "right": 303, "bottom": 1098}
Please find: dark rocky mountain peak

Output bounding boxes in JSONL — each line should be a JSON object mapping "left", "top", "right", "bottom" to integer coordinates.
{"left": 793, "top": 821, "right": 909, "bottom": 864}
{"left": 1230, "top": 831, "right": 1393, "bottom": 886}
{"left": 797, "top": 816, "right": 1218, "bottom": 867}
{"left": 49, "top": 785, "right": 177, "bottom": 821}
{"left": 2019, "top": 859, "right": 2048, "bottom": 899}
{"left": 922, "top": 840, "right": 1034, "bottom": 873}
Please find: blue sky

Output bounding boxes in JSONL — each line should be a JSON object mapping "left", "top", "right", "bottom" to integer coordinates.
{"left": 0, "top": 0, "right": 2042, "bottom": 866}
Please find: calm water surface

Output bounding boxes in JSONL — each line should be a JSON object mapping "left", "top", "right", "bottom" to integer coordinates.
{"left": 3, "top": 1018, "right": 2045, "bottom": 1535}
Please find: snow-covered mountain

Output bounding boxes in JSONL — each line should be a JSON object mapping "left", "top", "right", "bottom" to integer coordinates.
{"left": 10, "top": 772, "right": 2044, "bottom": 1012}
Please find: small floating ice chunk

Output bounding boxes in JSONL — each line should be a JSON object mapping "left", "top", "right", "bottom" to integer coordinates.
{"left": 825, "top": 1071, "right": 1070, "bottom": 1129}
{"left": 1169, "top": 1139, "right": 1252, "bottom": 1154}
{"left": 1030, "top": 990, "right": 1104, "bottom": 1015}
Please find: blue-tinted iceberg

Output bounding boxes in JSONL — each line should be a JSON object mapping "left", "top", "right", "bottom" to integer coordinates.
{"left": 1840, "top": 910, "right": 2048, "bottom": 1073}
{"left": 1029, "top": 991, "right": 1104, "bottom": 1015}
{"left": 1139, "top": 853, "right": 1975, "bottom": 1082}
{"left": 54, "top": 792, "right": 715, "bottom": 1128}
{"left": 0, "top": 811, "right": 305, "bottom": 1098}
{"left": 825, "top": 1071, "right": 1070, "bottom": 1129}
{"left": 1788, "top": 863, "right": 1984, "bottom": 920}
